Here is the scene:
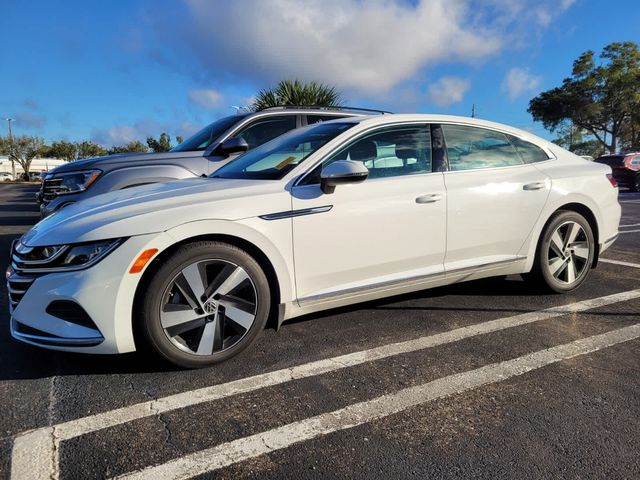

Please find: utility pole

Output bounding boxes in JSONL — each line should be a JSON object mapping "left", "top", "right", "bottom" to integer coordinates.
{"left": 471, "top": 104, "right": 476, "bottom": 118}
{"left": 4, "top": 118, "right": 16, "bottom": 179}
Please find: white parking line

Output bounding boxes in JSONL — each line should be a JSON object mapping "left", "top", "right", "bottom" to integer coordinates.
{"left": 600, "top": 258, "right": 640, "bottom": 269}
{"left": 619, "top": 229, "right": 640, "bottom": 234}
{"left": 620, "top": 223, "right": 640, "bottom": 228}
{"left": 11, "top": 289, "right": 640, "bottom": 480}
{"left": 117, "top": 324, "right": 640, "bottom": 480}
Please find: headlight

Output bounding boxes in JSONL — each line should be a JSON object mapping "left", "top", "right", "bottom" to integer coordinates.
{"left": 12, "top": 238, "right": 124, "bottom": 272}
{"left": 48, "top": 170, "right": 101, "bottom": 195}
{"left": 61, "top": 240, "right": 121, "bottom": 267}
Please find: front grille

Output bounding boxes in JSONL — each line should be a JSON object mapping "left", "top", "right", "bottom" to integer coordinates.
{"left": 7, "top": 240, "right": 53, "bottom": 310}
{"left": 42, "top": 177, "right": 64, "bottom": 201}
{"left": 7, "top": 272, "right": 37, "bottom": 310}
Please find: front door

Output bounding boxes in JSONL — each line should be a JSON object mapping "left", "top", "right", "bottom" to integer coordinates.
{"left": 291, "top": 124, "right": 447, "bottom": 300}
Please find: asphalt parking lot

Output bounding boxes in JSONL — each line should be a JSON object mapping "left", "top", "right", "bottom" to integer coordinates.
{"left": 1, "top": 184, "right": 639, "bottom": 480}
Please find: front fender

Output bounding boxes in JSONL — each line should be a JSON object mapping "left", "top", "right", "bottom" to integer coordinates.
{"left": 164, "top": 218, "right": 296, "bottom": 305}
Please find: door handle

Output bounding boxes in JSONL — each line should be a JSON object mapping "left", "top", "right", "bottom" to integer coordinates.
{"left": 415, "top": 194, "right": 443, "bottom": 204}
{"left": 523, "top": 182, "right": 545, "bottom": 191}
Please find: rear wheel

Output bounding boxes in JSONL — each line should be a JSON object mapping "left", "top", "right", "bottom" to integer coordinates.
{"left": 139, "top": 241, "right": 270, "bottom": 368}
{"left": 532, "top": 211, "right": 595, "bottom": 293}
{"left": 632, "top": 173, "right": 640, "bottom": 192}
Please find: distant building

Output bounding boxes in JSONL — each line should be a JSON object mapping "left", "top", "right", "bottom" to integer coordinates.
{"left": 0, "top": 156, "right": 66, "bottom": 174}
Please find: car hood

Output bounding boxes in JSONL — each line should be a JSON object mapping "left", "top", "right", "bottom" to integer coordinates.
{"left": 49, "top": 150, "right": 204, "bottom": 173}
{"left": 22, "top": 177, "right": 290, "bottom": 246}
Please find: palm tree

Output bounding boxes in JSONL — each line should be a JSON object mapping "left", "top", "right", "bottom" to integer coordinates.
{"left": 252, "top": 79, "right": 344, "bottom": 111}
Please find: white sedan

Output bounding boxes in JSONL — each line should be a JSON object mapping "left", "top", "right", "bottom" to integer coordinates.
{"left": 8, "top": 115, "right": 620, "bottom": 367}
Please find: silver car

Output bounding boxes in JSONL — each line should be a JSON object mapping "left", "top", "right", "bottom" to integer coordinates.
{"left": 37, "top": 107, "right": 381, "bottom": 217}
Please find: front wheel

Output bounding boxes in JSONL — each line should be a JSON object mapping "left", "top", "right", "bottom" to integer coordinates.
{"left": 138, "top": 241, "right": 271, "bottom": 368}
{"left": 532, "top": 211, "right": 595, "bottom": 293}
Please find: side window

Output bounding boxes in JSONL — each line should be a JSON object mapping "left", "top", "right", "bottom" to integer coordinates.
{"left": 234, "top": 116, "right": 297, "bottom": 149}
{"left": 323, "top": 125, "right": 432, "bottom": 180}
{"left": 442, "top": 125, "right": 523, "bottom": 171}
{"left": 306, "top": 115, "right": 345, "bottom": 125}
{"left": 508, "top": 135, "right": 550, "bottom": 163}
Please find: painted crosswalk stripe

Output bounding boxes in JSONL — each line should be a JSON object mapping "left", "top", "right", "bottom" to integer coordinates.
{"left": 11, "top": 289, "right": 640, "bottom": 480}
{"left": 116, "top": 324, "right": 640, "bottom": 480}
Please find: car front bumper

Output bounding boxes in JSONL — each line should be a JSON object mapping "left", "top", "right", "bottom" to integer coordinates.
{"left": 8, "top": 233, "right": 165, "bottom": 354}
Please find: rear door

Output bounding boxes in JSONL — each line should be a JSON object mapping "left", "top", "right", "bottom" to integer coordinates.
{"left": 440, "top": 124, "right": 551, "bottom": 271}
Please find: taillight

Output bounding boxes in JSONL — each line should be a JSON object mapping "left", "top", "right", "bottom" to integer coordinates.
{"left": 606, "top": 173, "right": 618, "bottom": 188}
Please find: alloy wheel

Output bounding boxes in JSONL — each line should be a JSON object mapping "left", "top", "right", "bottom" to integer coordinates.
{"left": 159, "top": 259, "right": 257, "bottom": 356}
{"left": 546, "top": 220, "right": 591, "bottom": 285}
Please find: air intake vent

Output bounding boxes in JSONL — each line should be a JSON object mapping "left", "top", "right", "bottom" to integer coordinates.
{"left": 46, "top": 300, "right": 98, "bottom": 330}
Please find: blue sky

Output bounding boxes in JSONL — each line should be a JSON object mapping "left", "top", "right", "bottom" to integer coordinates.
{"left": 1, "top": 0, "right": 639, "bottom": 147}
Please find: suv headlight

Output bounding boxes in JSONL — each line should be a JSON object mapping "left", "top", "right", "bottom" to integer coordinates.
{"left": 11, "top": 238, "right": 125, "bottom": 272}
{"left": 47, "top": 170, "right": 101, "bottom": 195}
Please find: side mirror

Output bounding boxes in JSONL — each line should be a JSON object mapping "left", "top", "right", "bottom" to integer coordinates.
{"left": 215, "top": 137, "right": 249, "bottom": 156}
{"left": 320, "top": 160, "right": 369, "bottom": 194}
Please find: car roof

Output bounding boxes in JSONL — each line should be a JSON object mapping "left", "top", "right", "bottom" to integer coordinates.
{"left": 325, "top": 114, "right": 551, "bottom": 143}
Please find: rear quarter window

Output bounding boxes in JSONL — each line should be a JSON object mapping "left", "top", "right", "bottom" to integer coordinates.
{"left": 507, "top": 135, "right": 550, "bottom": 163}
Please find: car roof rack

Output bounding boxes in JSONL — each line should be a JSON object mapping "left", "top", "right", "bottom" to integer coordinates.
{"left": 256, "top": 105, "right": 393, "bottom": 115}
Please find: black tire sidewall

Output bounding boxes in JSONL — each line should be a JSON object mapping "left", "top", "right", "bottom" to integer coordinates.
{"left": 140, "top": 241, "right": 271, "bottom": 368}
{"left": 539, "top": 211, "right": 595, "bottom": 293}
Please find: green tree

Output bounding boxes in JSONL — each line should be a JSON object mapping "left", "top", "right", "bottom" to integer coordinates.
{"left": 146, "top": 133, "right": 173, "bottom": 152}
{"left": 528, "top": 41, "right": 640, "bottom": 153}
{"left": 47, "top": 140, "right": 78, "bottom": 162}
{"left": 551, "top": 122, "right": 606, "bottom": 158}
{"left": 108, "top": 141, "right": 148, "bottom": 155}
{"left": 77, "top": 141, "right": 107, "bottom": 159}
{"left": 252, "top": 79, "right": 343, "bottom": 111}
{"left": 1, "top": 135, "right": 44, "bottom": 177}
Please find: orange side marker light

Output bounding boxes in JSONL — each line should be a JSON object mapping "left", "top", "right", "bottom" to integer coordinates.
{"left": 129, "top": 248, "right": 159, "bottom": 274}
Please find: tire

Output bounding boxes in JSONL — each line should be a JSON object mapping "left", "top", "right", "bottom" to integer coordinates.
{"left": 531, "top": 211, "right": 595, "bottom": 293}
{"left": 138, "top": 241, "right": 271, "bottom": 368}
{"left": 632, "top": 174, "right": 640, "bottom": 192}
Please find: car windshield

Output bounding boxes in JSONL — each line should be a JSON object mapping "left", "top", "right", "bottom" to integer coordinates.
{"left": 212, "top": 121, "right": 356, "bottom": 180}
{"left": 171, "top": 115, "right": 248, "bottom": 152}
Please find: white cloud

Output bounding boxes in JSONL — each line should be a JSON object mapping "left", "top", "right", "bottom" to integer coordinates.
{"left": 178, "top": 0, "right": 502, "bottom": 94}
{"left": 501, "top": 68, "right": 542, "bottom": 100}
{"left": 561, "top": 0, "right": 577, "bottom": 10}
{"left": 95, "top": 126, "right": 139, "bottom": 145}
{"left": 427, "top": 77, "right": 471, "bottom": 107}
{"left": 92, "top": 118, "right": 199, "bottom": 146}
{"left": 151, "top": 0, "right": 577, "bottom": 97}
{"left": 188, "top": 88, "right": 224, "bottom": 109}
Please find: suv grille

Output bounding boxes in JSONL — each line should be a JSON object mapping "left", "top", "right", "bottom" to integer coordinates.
{"left": 42, "top": 177, "right": 64, "bottom": 202}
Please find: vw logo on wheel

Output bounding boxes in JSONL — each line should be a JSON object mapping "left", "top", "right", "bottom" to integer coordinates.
{"left": 203, "top": 299, "right": 217, "bottom": 314}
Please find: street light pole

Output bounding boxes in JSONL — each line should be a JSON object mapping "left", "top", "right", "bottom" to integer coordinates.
{"left": 4, "top": 118, "right": 16, "bottom": 179}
